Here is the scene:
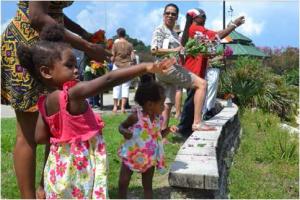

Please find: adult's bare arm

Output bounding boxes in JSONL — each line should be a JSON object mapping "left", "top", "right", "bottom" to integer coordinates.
{"left": 28, "top": 2, "right": 111, "bottom": 62}
{"left": 217, "top": 16, "right": 245, "bottom": 39}
{"left": 63, "top": 14, "right": 92, "bottom": 41}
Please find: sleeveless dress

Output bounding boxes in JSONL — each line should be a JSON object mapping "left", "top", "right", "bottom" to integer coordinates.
{"left": 38, "top": 81, "right": 108, "bottom": 199}
{"left": 118, "top": 108, "right": 166, "bottom": 173}
{"left": 1, "top": 1, "right": 73, "bottom": 112}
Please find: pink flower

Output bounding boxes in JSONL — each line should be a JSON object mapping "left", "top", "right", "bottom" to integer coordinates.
{"left": 70, "top": 142, "right": 85, "bottom": 156}
{"left": 48, "top": 192, "right": 57, "bottom": 199}
{"left": 224, "top": 46, "right": 233, "bottom": 57}
{"left": 50, "top": 169, "right": 56, "bottom": 184}
{"left": 73, "top": 156, "right": 88, "bottom": 170}
{"left": 54, "top": 153, "right": 60, "bottom": 162}
{"left": 84, "top": 141, "right": 90, "bottom": 149}
{"left": 50, "top": 145, "right": 58, "bottom": 154}
{"left": 127, "top": 148, "right": 152, "bottom": 172}
{"left": 56, "top": 161, "right": 66, "bottom": 177}
{"left": 94, "top": 187, "right": 105, "bottom": 199}
{"left": 71, "top": 186, "right": 84, "bottom": 199}
{"left": 145, "top": 141, "right": 156, "bottom": 155}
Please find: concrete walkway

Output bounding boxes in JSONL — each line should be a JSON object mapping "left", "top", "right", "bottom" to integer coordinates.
{"left": 1, "top": 92, "right": 136, "bottom": 118}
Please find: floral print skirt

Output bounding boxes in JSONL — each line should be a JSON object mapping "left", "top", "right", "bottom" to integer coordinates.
{"left": 44, "top": 134, "right": 108, "bottom": 199}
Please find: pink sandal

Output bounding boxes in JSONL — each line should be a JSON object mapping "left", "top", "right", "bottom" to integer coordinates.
{"left": 192, "top": 123, "right": 217, "bottom": 131}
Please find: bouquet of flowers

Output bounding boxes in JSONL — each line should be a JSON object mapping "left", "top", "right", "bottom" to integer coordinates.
{"left": 89, "top": 60, "right": 109, "bottom": 76}
{"left": 184, "top": 31, "right": 223, "bottom": 57}
{"left": 85, "top": 29, "right": 113, "bottom": 76}
{"left": 163, "top": 32, "right": 224, "bottom": 61}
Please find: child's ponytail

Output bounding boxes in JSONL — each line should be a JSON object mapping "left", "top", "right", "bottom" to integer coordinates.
{"left": 16, "top": 24, "right": 69, "bottom": 83}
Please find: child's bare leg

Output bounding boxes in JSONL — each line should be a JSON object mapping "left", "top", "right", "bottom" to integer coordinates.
{"left": 142, "top": 166, "right": 155, "bottom": 199}
{"left": 161, "top": 103, "right": 173, "bottom": 130}
{"left": 14, "top": 111, "right": 38, "bottom": 198}
{"left": 118, "top": 162, "right": 133, "bottom": 198}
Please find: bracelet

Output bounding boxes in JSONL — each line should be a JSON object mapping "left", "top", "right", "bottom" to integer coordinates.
{"left": 230, "top": 22, "right": 238, "bottom": 28}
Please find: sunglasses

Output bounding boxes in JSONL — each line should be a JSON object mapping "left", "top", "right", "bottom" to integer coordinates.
{"left": 164, "top": 12, "right": 177, "bottom": 17}
{"left": 198, "top": 14, "right": 206, "bottom": 19}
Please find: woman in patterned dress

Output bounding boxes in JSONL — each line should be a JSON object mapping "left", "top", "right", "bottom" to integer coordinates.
{"left": 1, "top": 2, "right": 111, "bottom": 198}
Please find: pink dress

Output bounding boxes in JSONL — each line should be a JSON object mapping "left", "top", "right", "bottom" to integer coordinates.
{"left": 118, "top": 108, "right": 166, "bottom": 173}
{"left": 38, "top": 81, "right": 108, "bottom": 199}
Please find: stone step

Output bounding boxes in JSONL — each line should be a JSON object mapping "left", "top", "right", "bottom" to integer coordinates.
{"left": 168, "top": 99, "right": 241, "bottom": 198}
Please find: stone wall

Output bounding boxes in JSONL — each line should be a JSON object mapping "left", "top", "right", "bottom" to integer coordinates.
{"left": 168, "top": 100, "right": 241, "bottom": 198}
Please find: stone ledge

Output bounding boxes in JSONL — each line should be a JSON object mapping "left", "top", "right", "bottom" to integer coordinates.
{"left": 168, "top": 99, "right": 241, "bottom": 197}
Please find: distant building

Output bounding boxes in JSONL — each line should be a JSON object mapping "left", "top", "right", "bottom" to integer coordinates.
{"left": 218, "top": 31, "right": 268, "bottom": 58}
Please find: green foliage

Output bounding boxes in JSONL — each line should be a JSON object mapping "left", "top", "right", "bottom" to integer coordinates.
{"left": 284, "top": 68, "right": 299, "bottom": 86}
{"left": 184, "top": 39, "right": 207, "bottom": 57}
{"left": 261, "top": 47, "right": 299, "bottom": 75}
{"left": 219, "top": 56, "right": 298, "bottom": 121}
{"left": 229, "top": 109, "right": 299, "bottom": 199}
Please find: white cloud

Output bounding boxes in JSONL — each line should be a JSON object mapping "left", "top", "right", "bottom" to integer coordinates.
{"left": 198, "top": 1, "right": 266, "bottom": 37}
{"left": 76, "top": 2, "right": 155, "bottom": 44}
{"left": 236, "top": 12, "right": 264, "bottom": 36}
{"left": 208, "top": 12, "right": 264, "bottom": 37}
{"left": 75, "top": 2, "right": 186, "bottom": 45}
{"left": 1, "top": 19, "right": 11, "bottom": 34}
{"left": 211, "top": 19, "right": 223, "bottom": 31}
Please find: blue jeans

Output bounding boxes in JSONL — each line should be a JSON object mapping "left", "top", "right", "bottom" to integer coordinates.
{"left": 178, "top": 88, "right": 195, "bottom": 137}
{"left": 88, "top": 95, "right": 100, "bottom": 107}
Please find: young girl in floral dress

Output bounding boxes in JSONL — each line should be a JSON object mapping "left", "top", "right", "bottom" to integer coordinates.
{"left": 118, "top": 81, "right": 177, "bottom": 198}
{"left": 16, "top": 24, "right": 175, "bottom": 199}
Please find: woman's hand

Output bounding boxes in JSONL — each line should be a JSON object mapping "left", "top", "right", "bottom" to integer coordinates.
{"left": 146, "top": 58, "right": 176, "bottom": 73}
{"left": 173, "top": 46, "right": 184, "bottom": 53}
{"left": 85, "top": 43, "right": 112, "bottom": 62}
{"left": 233, "top": 16, "right": 245, "bottom": 27}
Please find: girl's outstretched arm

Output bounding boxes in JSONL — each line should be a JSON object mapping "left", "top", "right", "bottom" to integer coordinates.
{"left": 69, "top": 58, "right": 175, "bottom": 101}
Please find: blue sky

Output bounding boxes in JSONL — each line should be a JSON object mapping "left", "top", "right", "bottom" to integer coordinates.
{"left": 1, "top": 0, "right": 299, "bottom": 48}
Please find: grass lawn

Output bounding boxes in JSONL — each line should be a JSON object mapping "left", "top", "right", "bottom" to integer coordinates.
{"left": 228, "top": 109, "right": 299, "bottom": 199}
{"left": 1, "top": 109, "right": 299, "bottom": 198}
{"left": 1, "top": 114, "right": 183, "bottom": 199}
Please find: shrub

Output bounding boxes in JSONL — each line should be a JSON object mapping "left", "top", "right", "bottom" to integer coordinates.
{"left": 260, "top": 47, "right": 299, "bottom": 75}
{"left": 284, "top": 68, "right": 299, "bottom": 86}
{"left": 219, "top": 57, "right": 298, "bottom": 121}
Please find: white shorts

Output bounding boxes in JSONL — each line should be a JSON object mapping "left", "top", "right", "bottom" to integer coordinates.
{"left": 156, "top": 64, "right": 195, "bottom": 104}
{"left": 112, "top": 64, "right": 131, "bottom": 99}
